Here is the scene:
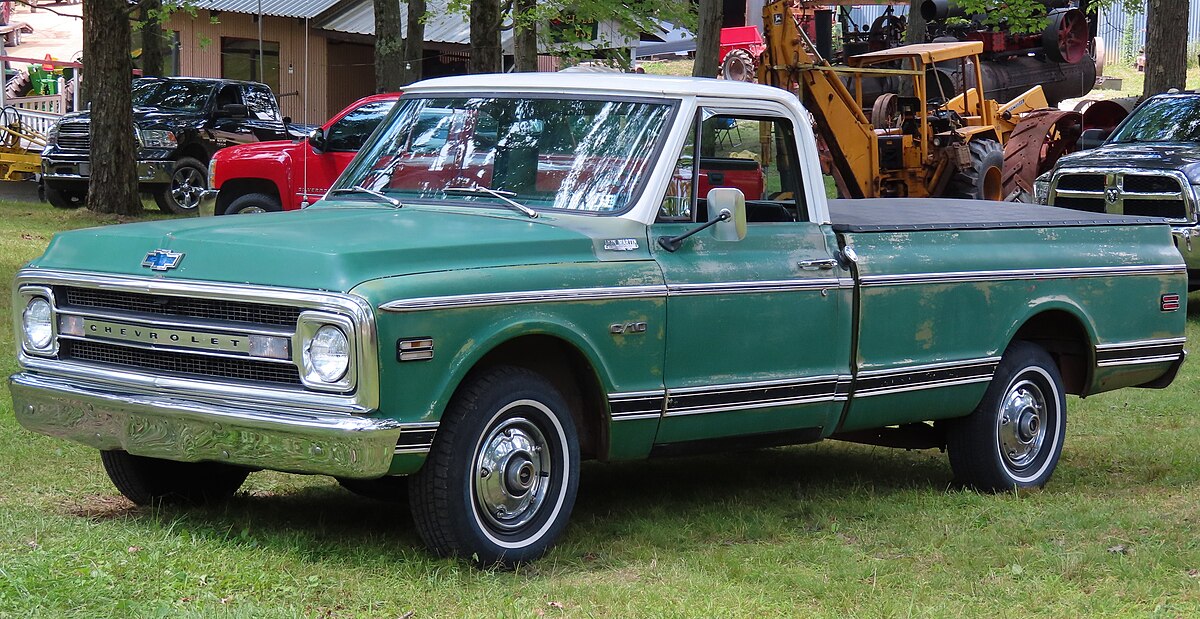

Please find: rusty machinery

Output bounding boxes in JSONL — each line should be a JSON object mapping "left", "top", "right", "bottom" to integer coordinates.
{"left": 750, "top": 0, "right": 1081, "bottom": 201}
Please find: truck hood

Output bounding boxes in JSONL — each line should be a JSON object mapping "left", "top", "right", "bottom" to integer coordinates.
{"left": 1057, "top": 143, "right": 1200, "bottom": 183}
{"left": 31, "top": 205, "right": 604, "bottom": 292}
{"left": 58, "top": 108, "right": 210, "bottom": 131}
{"left": 213, "top": 138, "right": 300, "bottom": 165}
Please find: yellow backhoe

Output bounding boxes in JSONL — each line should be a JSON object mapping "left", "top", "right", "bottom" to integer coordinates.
{"left": 756, "top": 0, "right": 1078, "bottom": 200}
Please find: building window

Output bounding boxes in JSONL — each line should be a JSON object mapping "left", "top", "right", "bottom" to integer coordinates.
{"left": 221, "top": 37, "right": 280, "bottom": 92}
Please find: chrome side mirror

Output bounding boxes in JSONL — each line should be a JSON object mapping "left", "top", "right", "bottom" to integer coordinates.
{"left": 707, "top": 187, "right": 746, "bottom": 241}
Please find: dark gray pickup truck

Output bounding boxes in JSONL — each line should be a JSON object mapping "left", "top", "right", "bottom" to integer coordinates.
{"left": 41, "top": 77, "right": 303, "bottom": 214}
{"left": 1040, "top": 93, "right": 1200, "bottom": 290}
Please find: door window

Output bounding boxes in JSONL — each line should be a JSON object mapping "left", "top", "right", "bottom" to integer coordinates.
{"left": 325, "top": 100, "right": 397, "bottom": 151}
{"left": 658, "top": 112, "right": 807, "bottom": 223}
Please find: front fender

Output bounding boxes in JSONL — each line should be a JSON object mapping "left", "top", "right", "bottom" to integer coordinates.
{"left": 352, "top": 261, "right": 667, "bottom": 426}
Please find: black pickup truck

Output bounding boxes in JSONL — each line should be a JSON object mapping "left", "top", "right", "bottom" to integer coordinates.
{"left": 41, "top": 77, "right": 303, "bottom": 214}
{"left": 1040, "top": 92, "right": 1200, "bottom": 290}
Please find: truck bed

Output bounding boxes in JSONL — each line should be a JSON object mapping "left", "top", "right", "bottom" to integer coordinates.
{"left": 829, "top": 198, "right": 1165, "bottom": 233}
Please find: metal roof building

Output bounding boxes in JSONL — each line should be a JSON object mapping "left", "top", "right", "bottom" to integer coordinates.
{"left": 184, "top": 0, "right": 341, "bottom": 19}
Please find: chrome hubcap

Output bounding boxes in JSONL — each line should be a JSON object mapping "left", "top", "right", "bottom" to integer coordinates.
{"left": 238, "top": 205, "right": 267, "bottom": 214}
{"left": 997, "top": 379, "right": 1047, "bottom": 469}
{"left": 171, "top": 167, "right": 205, "bottom": 210}
{"left": 474, "top": 417, "right": 549, "bottom": 532}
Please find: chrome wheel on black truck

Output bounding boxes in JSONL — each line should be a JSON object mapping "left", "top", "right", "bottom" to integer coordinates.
{"left": 154, "top": 157, "right": 209, "bottom": 215}
{"left": 947, "top": 341, "right": 1066, "bottom": 491}
{"left": 409, "top": 366, "right": 579, "bottom": 566}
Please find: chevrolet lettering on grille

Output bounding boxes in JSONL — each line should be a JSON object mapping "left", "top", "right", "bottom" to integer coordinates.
{"left": 82, "top": 318, "right": 250, "bottom": 354}
{"left": 142, "top": 249, "right": 184, "bottom": 271}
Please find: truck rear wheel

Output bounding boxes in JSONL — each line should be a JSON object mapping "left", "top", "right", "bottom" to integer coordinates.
{"left": 946, "top": 342, "right": 1066, "bottom": 491}
{"left": 100, "top": 450, "right": 250, "bottom": 505}
{"left": 225, "top": 191, "right": 282, "bottom": 215}
{"left": 945, "top": 139, "right": 1004, "bottom": 201}
{"left": 154, "top": 157, "right": 208, "bottom": 215}
{"left": 44, "top": 183, "right": 85, "bottom": 209}
{"left": 409, "top": 366, "right": 580, "bottom": 566}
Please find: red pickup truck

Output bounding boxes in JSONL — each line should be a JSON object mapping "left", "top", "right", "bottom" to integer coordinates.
{"left": 206, "top": 93, "right": 400, "bottom": 215}
{"left": 207, "top": 92, "right": 766, "bottom": 215}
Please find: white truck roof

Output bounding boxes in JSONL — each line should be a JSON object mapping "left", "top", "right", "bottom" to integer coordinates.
{"left": 403, "top": 73, "right": 801, "bottom": 107}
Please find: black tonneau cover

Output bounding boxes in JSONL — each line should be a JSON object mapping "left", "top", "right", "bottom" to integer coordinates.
{"left": 829, "top": 198, "right": 1167, "bottom": 233}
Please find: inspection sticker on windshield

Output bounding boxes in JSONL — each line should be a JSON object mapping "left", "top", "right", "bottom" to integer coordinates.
{"left": 603, "top": 239, "right": 640, "bottom": 251}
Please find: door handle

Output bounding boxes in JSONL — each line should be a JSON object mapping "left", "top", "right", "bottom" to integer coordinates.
{"left": 799, "top": 258, "right": 837, "bottom": 271}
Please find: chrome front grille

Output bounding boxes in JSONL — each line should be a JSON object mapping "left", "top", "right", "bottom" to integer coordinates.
{"left": 56, "top": 123, "right": 89, "bottom": 151}
{"left": 1050, "top": 170, "right": 1192, "bottom": 222}
{"left": 60, "top": 286, "right": 302, "bottom": 326}
{"left": 61, "top": 340, "right": 303, "bottom": 385}
{"left": 16, "top": 271, "right": 380, "bottom": 414}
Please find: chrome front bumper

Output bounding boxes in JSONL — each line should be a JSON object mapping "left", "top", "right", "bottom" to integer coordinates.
{"left": 41, "top": 158, "right": 174, "bottom": 185}
{"left": 10, "top": 373, "right": 404, "bottom": 478}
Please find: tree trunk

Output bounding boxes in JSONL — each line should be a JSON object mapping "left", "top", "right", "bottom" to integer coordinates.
{"left": 906, "top": 0, "right": 926, "bottom": 44}
{"left": 139, "top": 0, "right": 164, "bottom": 77}
{"left": 513, "top": 0, "right": 538, "bottom": 72}
{"left": 374, "top": 0, "right": 404, "bottom": 92}
{"left": 84, "top": 0, "right": 140, "bottom": 215}
{"left": 469, "top": 0, "right": 502, "bottom": 73}
{"left": 1143, "top": 0, "right": 1188, "bottom": 98}
{"left": 693, "top": 0, "right": 722, "bottom": 77}
{"left": 401, "top": 0, "right": 426, "bottom": 84}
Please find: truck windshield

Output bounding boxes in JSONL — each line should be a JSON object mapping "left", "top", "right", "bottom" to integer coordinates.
{"left": 334, "top": 95, "right": 674, "bottom": 215}
{"left": 131, "top": 79, "right": 215, "bottom": 112}
{"left": 1109, "top": 97, "right": 1200, "bottom": 144}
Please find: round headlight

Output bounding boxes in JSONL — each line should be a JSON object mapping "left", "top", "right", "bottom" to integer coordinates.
{"left": 305, "top": 325, "right": 348, "bottom": 382}
{"left": 23, "top": 297, "right": 53, "bottom": 350}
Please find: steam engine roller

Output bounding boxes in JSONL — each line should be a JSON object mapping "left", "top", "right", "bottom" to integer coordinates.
{"left": 753, "top": 0, "right": 1080, "bottom": 202}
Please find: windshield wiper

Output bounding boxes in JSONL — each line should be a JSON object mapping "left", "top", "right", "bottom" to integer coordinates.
{"left": 327, "top": 186, "right": 403, "bottom": 208}
{"left": 443, "top": 186, "right": 539, "bottom": 219}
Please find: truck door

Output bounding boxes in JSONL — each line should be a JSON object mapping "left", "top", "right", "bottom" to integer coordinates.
{"left": 300, "top": 99, "right": 398, "bottom": 206}
{"left": 242, "top": 83, "right": 288, "bottom": 142}
{"left": 648, "top": 109, "right": 852, "bottom": 450}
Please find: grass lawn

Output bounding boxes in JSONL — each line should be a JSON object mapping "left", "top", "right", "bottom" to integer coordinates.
{"left": 1, "top": 200, "right": 1199, "bottom": 617}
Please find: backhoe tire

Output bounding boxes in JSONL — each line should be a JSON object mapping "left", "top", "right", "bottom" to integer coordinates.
{"left": 946, "top": 342, "right": 1066, "bottom": 492}
{"left": 44, "top": 183, "right": 86, "bottom": 209}
{"left": 945, "top": 139, "right": 1004, "bottom": 201}
{"left": 100, "top": 450, "right": 250, "bottom": 506}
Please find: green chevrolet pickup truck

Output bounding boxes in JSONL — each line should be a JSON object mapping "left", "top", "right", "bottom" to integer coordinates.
{"left": 10, "top": 74, "right": 1188, "bottom": 565}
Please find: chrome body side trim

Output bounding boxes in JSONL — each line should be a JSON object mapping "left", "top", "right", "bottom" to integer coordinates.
{"left": 381, "top": 285, "right": 669, "bottom": 312}
{"left": 1095, "top": 337, "right": 1187, "bottom": 368}
{"left": 383, "top": 278, "right": 857, "bottom": 312}
{"left": 661, "top": 375, "right": 847, "bottom": 418}
{"left": 859, "top": 264, "right": 1186, "bottom": 288}
{"left": 852, "top": 357, "right": 1001, "bottom": 398}
{"left": 666, "top": 278, "right": 846, "bottom": 296}
{"left": 10, "top": 373, "right": 402, "bottom": 479}
{"left": 15, "top": 269, "right": 380, "bottom": 415}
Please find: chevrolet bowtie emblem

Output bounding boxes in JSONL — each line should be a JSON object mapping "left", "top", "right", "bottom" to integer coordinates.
{"left": 142, "top": 249, "right": 184, "bottom": 271}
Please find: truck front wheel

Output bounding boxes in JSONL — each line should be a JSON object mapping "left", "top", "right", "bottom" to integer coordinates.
{"left": 99, "top": 450, "right": 250, "bottom": 505}
{"left": 225, "top": 191, "right": 282, "bottom": 215}
{"left": 154, "top": 157, "right": 209, "bottom": 215}
{"left": 44, "top": 184, "right": 86, "bottom": 209}
{"left": 409, "top": 366, "right": 580, "bottom": 566}
{"left": 947, "top": 342, "right": 1066, "bottom": 491}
